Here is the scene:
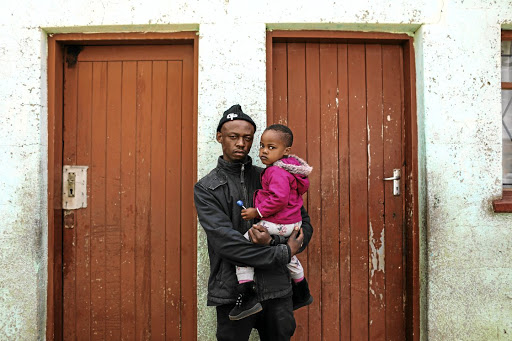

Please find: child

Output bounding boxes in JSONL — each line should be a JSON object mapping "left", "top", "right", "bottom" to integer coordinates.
{"left": 229, "top": 124, "right": 314, "bottom": 321}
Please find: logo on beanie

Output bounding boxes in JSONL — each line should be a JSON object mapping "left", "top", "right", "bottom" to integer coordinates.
{"left": 227, "top": 113, "right": 238, "bottom": 120}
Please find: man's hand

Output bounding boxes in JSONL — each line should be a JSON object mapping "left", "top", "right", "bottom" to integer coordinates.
{"left": 287, "top": 226, "right": 304, "bottom": 257}
{"left": 248, "top": 224, "right": 272, "bottom": 245}
{"left": 241, "top": 208, "right": 259, "bottom": 221}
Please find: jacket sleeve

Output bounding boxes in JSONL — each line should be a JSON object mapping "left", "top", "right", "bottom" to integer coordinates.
{"left": 194, "top": 182, "right": 291, "bottom": 269}
{"left": 255, "top": 167, "right": 291, "bottom": 218}
{"left": 297, "top": 206, "right": 313, "bottom": 254}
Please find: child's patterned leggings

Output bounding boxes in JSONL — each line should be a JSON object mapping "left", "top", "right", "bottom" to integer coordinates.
{"left": 236, "top": 220, "right": 304, "bottom": 282}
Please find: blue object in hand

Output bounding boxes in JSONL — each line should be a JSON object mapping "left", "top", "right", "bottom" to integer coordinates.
{"left": 236, "top": 200, "right": 247, "bottom": 209}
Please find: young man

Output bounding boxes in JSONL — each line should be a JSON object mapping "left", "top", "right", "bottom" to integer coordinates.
{"left": 194, "top": 104, "right": 314, "bottom": 341}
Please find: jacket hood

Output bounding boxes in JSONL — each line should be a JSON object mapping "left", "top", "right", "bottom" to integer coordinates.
{"left": 273, "top": 155, "right": 312, "bottom": 195}
{"left": 273, "top": 155, "right": 312, "bottom": 176}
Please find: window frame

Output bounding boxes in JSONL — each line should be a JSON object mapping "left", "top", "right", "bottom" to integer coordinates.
{"left": 492, "top": 30, "right": 512, "bottom": 213}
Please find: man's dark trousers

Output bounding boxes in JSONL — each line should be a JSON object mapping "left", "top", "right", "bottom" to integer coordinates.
{"left": 216, "top": 296, "right": 296, "bottom": 341}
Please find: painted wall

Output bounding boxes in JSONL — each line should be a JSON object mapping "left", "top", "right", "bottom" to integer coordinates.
{"left": 0, "top": 0, "right": 511, "bottom": 339}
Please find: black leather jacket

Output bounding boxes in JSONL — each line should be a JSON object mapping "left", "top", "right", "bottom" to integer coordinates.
{"left": 194, "top": 156, "right": 313, "bottom": 306}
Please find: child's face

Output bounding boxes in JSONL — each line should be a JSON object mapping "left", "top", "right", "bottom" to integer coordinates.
{"left": 259, "top": 130, "right": 291, "bottom": 166}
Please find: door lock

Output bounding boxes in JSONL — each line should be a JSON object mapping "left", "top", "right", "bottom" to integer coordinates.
{"left": 67, "top": 172, "right": 76, "bottom": 197}
{"left": 383, "top": 169, "right": 401, "bottom": 196}
{"left": 62, "top": 166, "right": 88, "bottom": 209}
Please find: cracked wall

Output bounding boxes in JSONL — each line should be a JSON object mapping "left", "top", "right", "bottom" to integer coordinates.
{"left": 0, "top": 0, "right": 511, "bottom": 340}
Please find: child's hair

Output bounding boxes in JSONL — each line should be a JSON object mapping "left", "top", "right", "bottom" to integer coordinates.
{"left": 265, "top": 124, "right": 293, "bottom": 147}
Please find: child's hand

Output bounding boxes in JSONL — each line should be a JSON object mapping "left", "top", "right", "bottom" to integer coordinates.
{"left": 241, "top": 208, "right": 258, "bottom": 221}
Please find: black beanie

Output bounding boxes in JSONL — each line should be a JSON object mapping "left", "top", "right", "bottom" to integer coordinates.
{"left": 216, "top": 104, "right": 257, "bottom": 132}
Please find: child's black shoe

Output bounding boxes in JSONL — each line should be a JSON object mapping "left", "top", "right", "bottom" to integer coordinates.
{"left": 228, "top": 281, "right": 263, "bottom": 320}
{"left": 292, "top": 278, "right": 314, "bottom": 310}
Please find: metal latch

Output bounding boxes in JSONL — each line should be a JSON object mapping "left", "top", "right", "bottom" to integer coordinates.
{"left": 62, "top": 166, "right": 88, "bottom": 209}
{"left": 383, "top": 169, "right": 401, "bottom": 196}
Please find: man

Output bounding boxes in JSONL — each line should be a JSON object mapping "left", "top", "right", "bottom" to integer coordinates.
{"left": 194, "top": 104, "right": 313, "bottom": 341}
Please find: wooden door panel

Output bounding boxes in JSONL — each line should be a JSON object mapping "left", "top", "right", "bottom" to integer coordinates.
{"left": 347, "top": 43, "right": 370, "bottom": 340}
{"left": 165, "top": 61, "right": 183, "bottom": 340}
{"left": 62, "top": 45, "right": 195, "bottom": 340}
{"left": 319, "top": 43, "right": 342, "bottom": 338}
{"left": 304, "top": 42, "right": 323, "bottom": 339}
{"left": 134, "top": 59, "right": 152, "bottom": 340}
{"left": 178, "top": 50, "right": 196, "bottom": 341}
{"left": 382, "top": 44, "right": 405, "bottom": 338}
{"left": 271, "top": 41, "right": 405, "bottom": 341}
{"left": 337, "top": 43, "right": 352, "bottom": 341}
{"left": 105, "top": 61, "right": 122, "bottom": 341}
{"left": 62, "top": 54, "right": 77, "bottom": 341}
{"left": 120, "top": 60, "right": 137, "bottom": 341}
{"left": 77, "top": 61, "right": 93, "bottom": 339}
{"left": 90, "top": 60, "right": 108, "bottom": 340}
{"left": 272, "top": 43, "right": 288, "bottom": 125}
{"left": 286, "top": 42, "right": 310, "bottom": 335}
{"left": 366, "top": 44, "right": 386, "bottom": 341}
{"left": 78, "top": 45, "right": 193, "bottom": 62}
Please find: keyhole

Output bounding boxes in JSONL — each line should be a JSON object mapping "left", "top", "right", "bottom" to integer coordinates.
{"left": 67, "top": 172, "right": 76, "bottom": 198}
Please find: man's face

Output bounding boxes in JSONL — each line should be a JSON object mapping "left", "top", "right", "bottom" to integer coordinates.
{"left": 216, "top": 120, "right": 255, "bottom": 162}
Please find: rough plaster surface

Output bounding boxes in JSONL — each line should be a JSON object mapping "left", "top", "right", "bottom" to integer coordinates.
{"left": 417, "top": 2, "right": 512, "bottom": 339}
{"left": 1, "top": 0, "right": 512, "bottom": 340}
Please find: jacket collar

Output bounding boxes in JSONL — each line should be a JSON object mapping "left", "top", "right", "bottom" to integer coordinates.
{"left": 216, "top": 155, "right": 253, "bottom": 175}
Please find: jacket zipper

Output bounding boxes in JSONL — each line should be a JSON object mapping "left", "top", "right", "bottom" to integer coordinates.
{"left": 241, "top": 163, "right": 251, "bottom": 231}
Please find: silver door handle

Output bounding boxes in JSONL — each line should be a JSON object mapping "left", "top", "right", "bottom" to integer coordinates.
{"left": 384, "top": 174, "right": 400, "bottom": 181}
{"left": 383, "top": 169, "right": 400, "bottom": 196}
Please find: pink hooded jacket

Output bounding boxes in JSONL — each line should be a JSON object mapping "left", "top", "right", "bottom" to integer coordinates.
{"left": 254, "top": 154, "right": 312, "bottom": 224}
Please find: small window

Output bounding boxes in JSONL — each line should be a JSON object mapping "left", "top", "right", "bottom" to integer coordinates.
{"left": 502, "top": 40, "right": 512, "bottom": 189}
{"left": 493, "top": 32, "right": 512, "bottom": 212}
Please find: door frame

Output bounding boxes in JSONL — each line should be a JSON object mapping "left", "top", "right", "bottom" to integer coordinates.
{"left": 266, "top": 30, "right": 419, "bottom": 340}
{"left": 46, "top": 32, "right": 199, "bottom": 340}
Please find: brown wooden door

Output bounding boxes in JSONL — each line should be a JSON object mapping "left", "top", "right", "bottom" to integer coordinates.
{"left": 271, "top": 42, "right": 406, "bottom": 340}
{"left": 62, "top": 44, "right": 196, "bottom": 340}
